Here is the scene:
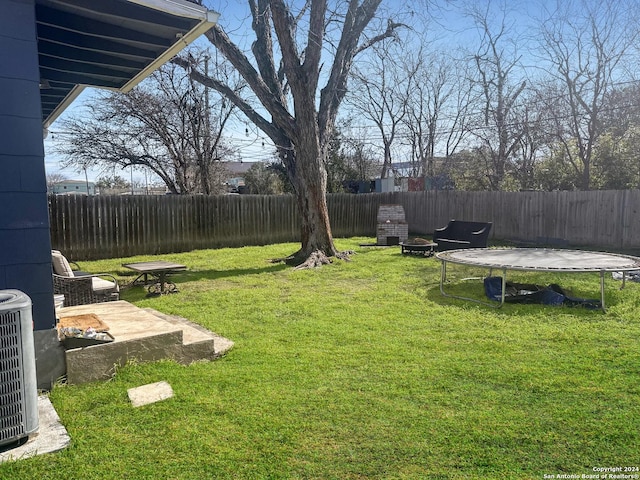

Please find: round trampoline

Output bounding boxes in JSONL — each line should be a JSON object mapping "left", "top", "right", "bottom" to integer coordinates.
{"left": 436, "top": 248, "right": 640, "bottom": 311}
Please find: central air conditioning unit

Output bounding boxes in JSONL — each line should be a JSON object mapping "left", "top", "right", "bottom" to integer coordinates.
{"left": 0, "top": 290, "right": 39, "bottom": 447}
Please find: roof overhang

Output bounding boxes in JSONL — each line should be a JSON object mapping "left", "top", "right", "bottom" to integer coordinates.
{"left": 37, "top": 0, "right": 219, "bottom": 128}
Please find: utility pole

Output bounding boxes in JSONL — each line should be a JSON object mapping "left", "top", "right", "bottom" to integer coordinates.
{"left": 204, "top": 54, "right": 211, "bottom": 167}
{"left": 200, "top": 53, "right": 211, "bottom": 194}
{"left": 83, "top": 162, "right": 90, "bottom": 195}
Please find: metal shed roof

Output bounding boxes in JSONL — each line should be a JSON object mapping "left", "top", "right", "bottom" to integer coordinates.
{"left": 37, "top": 0, "right": 219, "bottom": 127}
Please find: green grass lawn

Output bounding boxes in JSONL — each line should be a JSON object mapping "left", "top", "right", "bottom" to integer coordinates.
{"left": 2, "top": 238, "right": 639, "bottom": 479}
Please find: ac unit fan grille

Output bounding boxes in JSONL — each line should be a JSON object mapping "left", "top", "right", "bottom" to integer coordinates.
{"left": 0, "top": 311, "right": 25, "bottom": 444}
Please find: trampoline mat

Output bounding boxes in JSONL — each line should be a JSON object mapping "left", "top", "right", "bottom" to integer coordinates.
{"left": 436, "top": 248, "right": 640, "bottom": 272}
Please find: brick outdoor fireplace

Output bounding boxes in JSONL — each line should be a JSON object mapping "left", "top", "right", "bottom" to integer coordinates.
{"left": 376, "top": 204, "right": 408, "bottom": 245}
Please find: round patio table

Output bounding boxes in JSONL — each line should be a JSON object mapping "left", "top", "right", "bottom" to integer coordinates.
{"left": 436, "top": 248, "right": 640, "bottom": 311}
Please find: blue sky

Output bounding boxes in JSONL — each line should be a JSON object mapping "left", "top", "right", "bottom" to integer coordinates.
{"left": 44, "top": 0, "right": 635, "bottom": 183}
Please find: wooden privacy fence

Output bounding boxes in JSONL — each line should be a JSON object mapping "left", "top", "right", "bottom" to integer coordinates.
{"left": 399, "top": 189, "right": 640, "bottom": 252}
{"left": 49, "top": 190, "right": 640, "bottom": 260}
{"left": 49, "top": 194, "right": 300, "bottom": 260}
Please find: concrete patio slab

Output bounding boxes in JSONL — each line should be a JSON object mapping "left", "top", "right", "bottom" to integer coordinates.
{"left": 57, "top": 301, "right": 234, "bottom": 384}
{"left": 0, "top": 303, "right": 234, "bottom": 464}
{"left": 0, "top": 396, "right": 70, "bottom": 463}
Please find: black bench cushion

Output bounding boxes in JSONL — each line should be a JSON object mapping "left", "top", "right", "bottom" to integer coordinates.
{"left": 434, "top": 220, "right": 492, "bottom": 251}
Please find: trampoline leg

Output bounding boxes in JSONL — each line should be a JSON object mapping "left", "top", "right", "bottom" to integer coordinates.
{"left": 600, "top": 271, "right": 607, "bottom": 312}
{"left": 438, "top": 260, "right": 502, "bottom": 308}
{"left": 500, "top": 269, "right": 507, "bottom": 307}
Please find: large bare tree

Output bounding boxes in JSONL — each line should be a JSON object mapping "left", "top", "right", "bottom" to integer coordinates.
{"left": 536, "top": 0, "right": 639, "bottom": 190}
{"left": 469, "top": 4, "right": 527, "bottom": 190}
{"left": 347, "top": 41, "right": 414, "bottom": 179}
{"left": 54, "top": 55, "right": 238, "bottom": 194}
{"left": 177, "top": 0, "right": 403, "bottom": 267}
{"left": 403, "top": 48, "right": 472, "bottom": 178}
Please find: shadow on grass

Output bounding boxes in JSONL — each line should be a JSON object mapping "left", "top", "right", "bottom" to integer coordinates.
{"left": 117, "top": 262, "right": 289, "bottom": 291}
{"left": 423, "top": 279, "right": 609, "bottom": 318}
{"left": 119, "top": 264, "right": 288, "bottom": 302}
{"left": 180, "top": 263, "right": 289, "bottom": 281}
{"left": 416, "top": 256, "right": 613, "bottom": 317}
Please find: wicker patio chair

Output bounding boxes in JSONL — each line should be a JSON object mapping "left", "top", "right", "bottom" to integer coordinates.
{"left": 52, "top": 274, "right": 120, "bottom": 306}
{"left": 52, "top": 251, "right": 119, "bottom": 306}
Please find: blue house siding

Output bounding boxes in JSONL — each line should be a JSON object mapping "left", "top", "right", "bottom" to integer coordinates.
{"left": 1, "top": 0, "right": 217, "bottom": 390}
{"left": 0, "top": 1, "right": 56, "bottom": 332}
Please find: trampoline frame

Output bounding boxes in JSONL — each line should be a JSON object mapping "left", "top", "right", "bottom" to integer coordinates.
{"left": 436, "top": 248, "right": 640, "bottom": 312}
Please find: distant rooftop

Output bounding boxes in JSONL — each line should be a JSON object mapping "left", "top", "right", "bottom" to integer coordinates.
{"left": 224, "top": 161, "right": 257, "bottom": 175}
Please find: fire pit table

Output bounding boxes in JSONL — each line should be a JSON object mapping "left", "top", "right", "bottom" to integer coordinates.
{"left": 400, "top": 241, "right": 438, "bottom": 256}
{"left": 123, "top": 260, "right": 187, "bottom": 297}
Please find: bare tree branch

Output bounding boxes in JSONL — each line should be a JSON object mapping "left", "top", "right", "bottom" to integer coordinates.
{"left": 249, "top": 0, "right": 286, "bottom": 103}
{"left": 203, "top": 25, "right": 296, "bottom": 135}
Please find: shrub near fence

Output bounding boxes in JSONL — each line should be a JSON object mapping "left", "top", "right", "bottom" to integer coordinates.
{"left": 49, "top": 190, "right": 640, "bottom": 260}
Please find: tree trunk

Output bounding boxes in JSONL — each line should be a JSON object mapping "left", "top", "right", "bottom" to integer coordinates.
{"left": 284, "top": 118, "right": 344, "bottom": 268}
{"left": 184, "top": 0, "right": 400, "bottom": 266}
{"left": 294, "top": 167, "right": 337, "bottom": 264}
